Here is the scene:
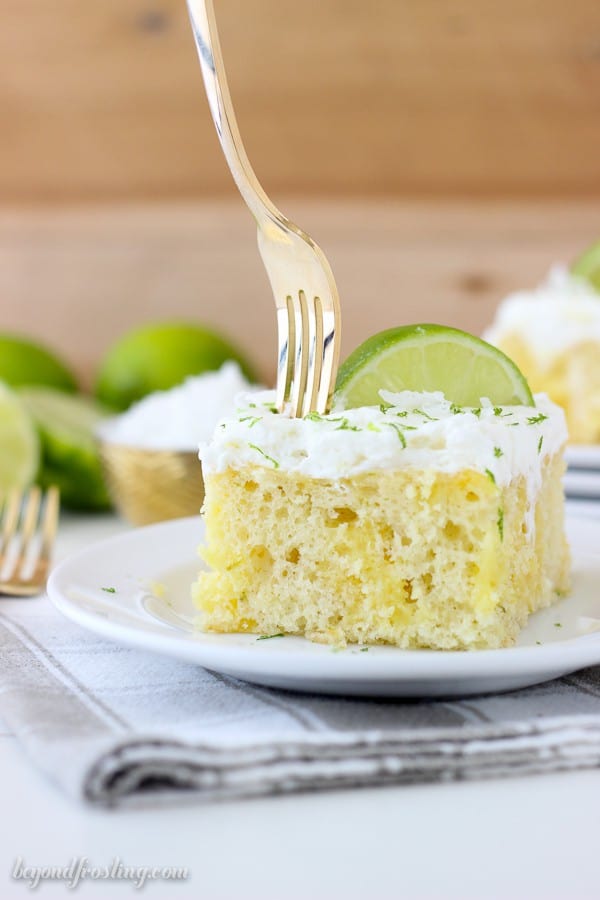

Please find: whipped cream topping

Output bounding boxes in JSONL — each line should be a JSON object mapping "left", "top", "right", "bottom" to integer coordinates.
{"left": 98, "top": 362, "right": 261, "bottom": 451}
{"left": 200, "top": 390, "right": 566, "bottom": 528}
{"left": 484, "top": 265, "right": 600, "bottom": 368}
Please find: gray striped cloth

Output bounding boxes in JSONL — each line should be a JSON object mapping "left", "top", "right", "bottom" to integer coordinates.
{"left": 1, "top": 597, "right": 600, "bottom": 807}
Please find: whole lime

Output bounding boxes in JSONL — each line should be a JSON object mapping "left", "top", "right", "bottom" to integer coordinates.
{"left": 0, "top": 334, "right": 77, "bottom": 392}
{"left": 95, "top": 322, "right": 257, "bottom": 411}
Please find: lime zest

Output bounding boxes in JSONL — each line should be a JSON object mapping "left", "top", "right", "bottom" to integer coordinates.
{"left": 527, "top": 413, "right": 548, "bottom": 425}
{"left": 497, "top": 508, "right": 504, "bottom": 541}
{"left": 382, "top": 422, "right": 407, "bottom": 447}
{"left": 248, "top": 443, "right": 280, "bottom": 469}
{"left": 335, "top": 418, "right": 361, "bottom": 433}
{"left": 239, "top": 415, "right": 262, "bottom": 427}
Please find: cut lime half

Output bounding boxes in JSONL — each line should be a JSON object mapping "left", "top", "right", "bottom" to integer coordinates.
{"left": 19, "top": 387, "right": 112, "bottom": 511}
{"left": 571, "top": 240, "right": 600, "bottom": 292}
{"left": 0, "top": 382, "right": 39, "bottom": 493}
{"left": 335, "top": 324, "right": 534, "bottom": 409}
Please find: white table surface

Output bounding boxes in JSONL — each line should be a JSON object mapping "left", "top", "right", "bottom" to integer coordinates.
{"left": 1, "top": 509, "right": 600, "bottom": 900}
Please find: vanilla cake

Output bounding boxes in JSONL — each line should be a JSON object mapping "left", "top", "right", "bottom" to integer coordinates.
{"left": 485, "top": 267, "right": 600, "bottom": 443}
{"left": 194, "top": 390, "right": 569, "bottom": 650}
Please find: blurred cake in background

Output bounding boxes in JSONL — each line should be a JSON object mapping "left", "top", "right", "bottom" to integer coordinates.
{"left": 485, "top": 243, "right": 600, "bottom": 444}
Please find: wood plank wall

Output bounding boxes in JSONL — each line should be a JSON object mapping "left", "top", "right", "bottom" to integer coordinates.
{"left": 3, "top": 201, "right": 598, "bottom": 385}
{"left": 3, "top": 1, "right": 600, "bottom": 203}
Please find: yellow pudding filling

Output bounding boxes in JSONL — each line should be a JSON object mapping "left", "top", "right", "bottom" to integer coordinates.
{"left": 193, "top": 455, "right": 569, "bottom": 650}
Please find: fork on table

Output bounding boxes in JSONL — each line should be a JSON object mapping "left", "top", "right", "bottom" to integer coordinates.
{"left": 0, "top": 487, "right": 60, "bottom": 597}
{"left": 186, "top": 0, "right": 342, "bottom": 417}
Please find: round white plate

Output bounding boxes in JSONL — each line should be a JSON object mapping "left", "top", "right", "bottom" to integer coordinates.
{"left": 47, "top": 515, "right": 600, "bottom": 698}
{"left": 565, "top": 444, "right": 600, "bottom": 471}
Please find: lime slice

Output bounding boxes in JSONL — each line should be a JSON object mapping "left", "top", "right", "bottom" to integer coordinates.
{"left": 571, "top": 240, "right": 600, "bottom": 291}
{"left": 95, "top": 321, "right": 257, "bottom": 411}
{"left": 0, "top": 382, "right": 39, "bottom": 493}
{"left": 18, "top": 388, "right": 112, "bottom": 511}
{"left": 335, "top": 324, "right": 534, "bottom": 409}
{"left": 0, "top": 334, "right": 77, "bottom": 392}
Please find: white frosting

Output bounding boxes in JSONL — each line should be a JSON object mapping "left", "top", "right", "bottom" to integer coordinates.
{"left": 200, "top": 389, "right": 567, "bottom": 534}
{"left": 97, "top": 362, "right": 261, "bottom": 451}
{"left": 484, "top": 265, "right": 600, "bottom": 368}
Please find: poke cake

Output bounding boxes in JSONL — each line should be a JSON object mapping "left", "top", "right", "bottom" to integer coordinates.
{"left": 193, "top": 325, "right": 570, "bottom": 651}
{"left": 485, "top": 242, "right": 600, "bottom": 444}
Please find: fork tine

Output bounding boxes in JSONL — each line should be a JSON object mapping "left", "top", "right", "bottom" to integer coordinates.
{"left": 0, "top": 487, "right": 60, "bottom": 596}
{"left": 27, "top": 486, "right": 59, "bottom": 587}
{"left": 39, "top": 486, "right": 59, "bottom": 561}
{"left": 0, "top": 489, "right": 22, "bottom": 566}
{"left": 276, "top": 299, "right": 295, "bottom": 412}
{"left": 289, "top": 291, "right": 310, "bottom": 418}
{"left": 300, "top": 295, "right": 322, "bottom": 418}
{"left": 315, "top": 306, "right": 339, "bottom": 414}
{"left": 14, "top": 486, "right": 41, "bottom": 577}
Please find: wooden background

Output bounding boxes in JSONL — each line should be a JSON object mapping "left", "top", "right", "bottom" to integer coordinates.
{"left": 2, "top": 2, "right": 600, "bottom": 384}
{"left": 3, "top": 0, "right": 600, "bottom": 202}
{"left": 3, "top": 201, "right": 599, "bottom": 386}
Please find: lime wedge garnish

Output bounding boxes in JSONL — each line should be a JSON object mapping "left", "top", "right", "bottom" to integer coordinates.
{"left": 0, "top": 382, "right": 39, "bottom": 493}
{"left": 18, "top": 387, "right": 112, "bottom": 510}
{"left": 571, "top": 240, "right": 600, "bottom": 291}
{"left": 335, "top": 324, "right": 534, "bottom": 409}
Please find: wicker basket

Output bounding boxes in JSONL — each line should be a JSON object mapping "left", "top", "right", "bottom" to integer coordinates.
{"left": 98, "top": 441, "right": 204, "bottom": 526}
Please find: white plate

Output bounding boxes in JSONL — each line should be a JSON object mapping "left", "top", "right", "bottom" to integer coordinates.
{"left": 565, "top": 444, "right": 600, "bottom": 470}
{"left": 47, "top": 515, "right": 600, "bottom": 698}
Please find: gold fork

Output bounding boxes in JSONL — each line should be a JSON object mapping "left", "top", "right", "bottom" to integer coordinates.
{"left": 186, "top": 0, "right": 341, "bottom": 417}
{"left": 0, "top": 486, "right": 60, "bottom": 597}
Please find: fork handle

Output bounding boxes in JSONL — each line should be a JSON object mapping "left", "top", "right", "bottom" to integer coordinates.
{"left": 186, "top": 0, "right": 282, "bottom": 230}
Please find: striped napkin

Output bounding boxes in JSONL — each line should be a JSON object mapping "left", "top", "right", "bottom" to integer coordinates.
{"left": 1, "top": 596, "right": 600, "bottom": 807}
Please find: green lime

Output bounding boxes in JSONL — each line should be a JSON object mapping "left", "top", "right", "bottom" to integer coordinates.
{"left": 95, "top": 321, "right": 257, "bottom": 411}
{"left": 571, "top": 240, "right": 600, "bottom": 291}
{"left": 19, "top": 388, "right": 112, "bottom": 511}
{"left": 0, "top": 334, "right": 77, "bottom": 392}
{"left": 335, "top": 324, "right": 534, "bottom": 409}
{"left": 0, "top": 382, "right": 39, "bottom": 493}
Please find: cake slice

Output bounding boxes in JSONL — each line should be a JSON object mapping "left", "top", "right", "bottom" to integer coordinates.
{"left": 485, "top": 265, "right": 600, "bottom": 444}
{"left": 194, "top": 390, "right": 569, "bottom": 650}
